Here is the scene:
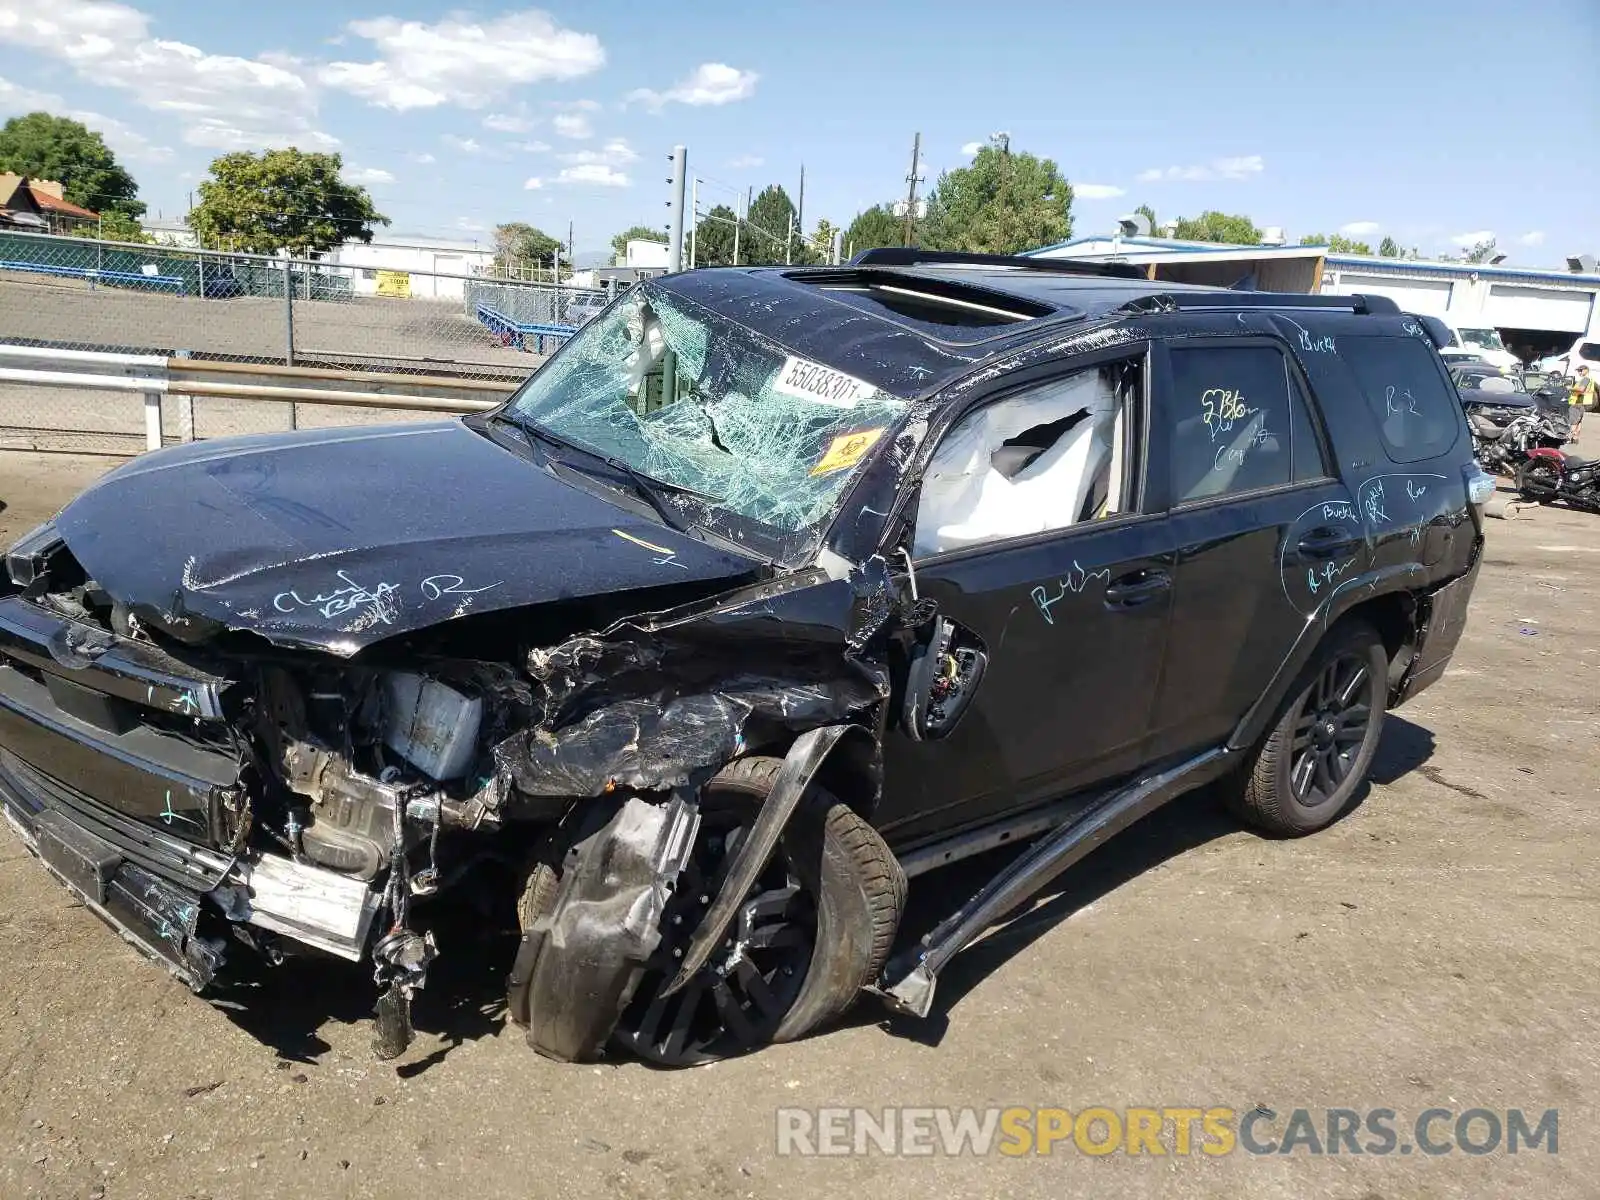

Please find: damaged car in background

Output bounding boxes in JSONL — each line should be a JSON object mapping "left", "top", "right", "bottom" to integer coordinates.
{"left": 0, "top": 249, "right": 1486, "bottom": 1065}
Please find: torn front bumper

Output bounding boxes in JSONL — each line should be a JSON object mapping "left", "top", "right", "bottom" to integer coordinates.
{"left": 0, "top": 750, "right": 228, "bottom": 989}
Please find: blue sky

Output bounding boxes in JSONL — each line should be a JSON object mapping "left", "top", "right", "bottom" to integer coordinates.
{"left": 1, "top": 0, "right": 1596, "bottom": 264}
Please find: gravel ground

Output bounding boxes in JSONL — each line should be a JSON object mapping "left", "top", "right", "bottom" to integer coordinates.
{"left": 0, "top": 452, "right": 1595, "bottom": 1200}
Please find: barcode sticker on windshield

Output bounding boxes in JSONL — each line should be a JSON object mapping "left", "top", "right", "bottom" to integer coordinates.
{"left": 773, "top": 356, "right": 874, "bottom": 408}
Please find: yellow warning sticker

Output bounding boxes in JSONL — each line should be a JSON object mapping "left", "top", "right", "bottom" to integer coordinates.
{"left": 809, "top": 428, "right": 885, "bottom": 477}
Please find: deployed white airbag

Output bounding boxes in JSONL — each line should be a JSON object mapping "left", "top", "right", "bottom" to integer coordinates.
{"left": 913, "top": 370, "right": 1120, "bottom": 557}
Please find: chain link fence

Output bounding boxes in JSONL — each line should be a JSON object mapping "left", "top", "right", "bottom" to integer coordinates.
{"left": 0, "top": 230, "right": 611, "bottom": 380}
{"left": 0, "top": 230, "right": 619, "bottom": 452}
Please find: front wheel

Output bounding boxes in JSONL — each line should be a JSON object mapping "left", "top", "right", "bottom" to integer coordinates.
{"left": 1228, "top": 621, "right": 1389, "bottom": 837}
{"left": 608, "top": 757, "right": 906, "bottom": 1066}
{"left": 1516, "top": 459, "right": 1560, "bottom": 502}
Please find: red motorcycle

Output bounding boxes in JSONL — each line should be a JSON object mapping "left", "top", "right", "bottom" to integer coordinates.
{"left": 1517, "top": 429, "right": 1600, "bottom": 514}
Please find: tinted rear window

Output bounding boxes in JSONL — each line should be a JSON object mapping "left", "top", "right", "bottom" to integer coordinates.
{"left": 1342, "top": 336, "right": 1462, "bottom": 463}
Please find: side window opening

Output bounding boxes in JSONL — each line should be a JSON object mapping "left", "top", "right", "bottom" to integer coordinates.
{"left": 1168, "top": 344, "right": 1295, "bottom": 503}
{"left": 912, "top": 359, "right": 1139, "bottom": 558}
{"left": 1341, "top": 335, "right": 1462, "bottom": 463}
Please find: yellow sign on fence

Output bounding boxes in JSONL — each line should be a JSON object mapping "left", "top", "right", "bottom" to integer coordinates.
{"left": 374, "top": 270, "right": 412, "bottom": 298}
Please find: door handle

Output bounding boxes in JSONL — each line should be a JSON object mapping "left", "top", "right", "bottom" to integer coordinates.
{"left": 1104, "top": 569, "right": 1171, "bottom": 608}
{"left": 1297, "top": 528, "right": 1360, "bottom": 560}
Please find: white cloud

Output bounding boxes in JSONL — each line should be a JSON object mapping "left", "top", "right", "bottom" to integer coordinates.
{"left": 442, "top": 134, "right": 483, "bottom": 153}
{"left": 516, "top": 140, "right": 552, "bottom": 153}
{"left": 0, "top": 74, "right": 174, "bottom": 162}
{"left": 455, "top": 216, "right": 486, "bottom": 233}
{"left": 320, "top": 11, "right": 604, "bottom": 111}
{"left": 184, "top": 121, "right": 338, "bottom": 152}
{"left": 556, "top": 163, "right": 629, "bottom": 187}
{"left": 558, "top": 138, "right": 636, "bottom": 167}
{"left": 523, "top": 176, "right": 543, "bottom": 190}
{"left": 1339, "top": 220, "right": 1381, "bottom": 236}
{"left": 626, "top": 63, "right": 757, "bottom": 111}
{"left": 960, "top": 141, "right": 985, "bottom": 156}
{"left": 345, "top": 165, "right": 394, "bottom": 186}
{"left": 483, "top": 110, "right": 536, "bottom": 133}
{"left": 1449, "top": 229, "right": 1495, "bottom": 247}
{"left": 1518, "top": 230, "right": 1545, "bottom": 247}
{"left": 407, "top": 151, "right": 435, "bottom": 164}
{"left": 0, "top": 1, "right": 328, "bottom": 152}
{"left": 552, "top": 112, "right": 592, "bottom": 139}
{"left": 1137, "top": 155, "right": 1264, "bottom": 183}
{"left": 1074, "top": 183, "right": 1125, "bottom": 200}
{"left": 727, "top": 154, "right": 763, "bottom": 169}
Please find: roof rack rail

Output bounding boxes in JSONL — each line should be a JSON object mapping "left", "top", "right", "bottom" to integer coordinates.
{"left": 848, "top": 247, "right": 1146, "bottom": 280}
{"left": 1116, "top": 291, "right": 1401, "bottom": 316}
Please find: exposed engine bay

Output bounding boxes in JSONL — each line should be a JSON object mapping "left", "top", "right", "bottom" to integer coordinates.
{"left": 0, "top": 514, "right": 908, "bottom": 1063}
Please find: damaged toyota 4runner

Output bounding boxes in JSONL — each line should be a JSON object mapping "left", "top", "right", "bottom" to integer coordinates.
{"left": 0, "top": 250, "right": 1491, "bottom": 1065}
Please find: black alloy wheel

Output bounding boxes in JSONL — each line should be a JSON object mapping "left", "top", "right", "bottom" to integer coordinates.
{"left": 612, "top": 808, "right": 817, "bottom": 1067}
{"left": 1288, "top": 652, "right": 1373, "bottom": 809}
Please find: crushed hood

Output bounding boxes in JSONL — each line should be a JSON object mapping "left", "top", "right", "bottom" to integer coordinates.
{"left": 52, "top": 421, "right": 764, "bottom": 654}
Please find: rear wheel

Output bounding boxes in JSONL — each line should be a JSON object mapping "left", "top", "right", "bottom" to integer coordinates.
{"left": 1516, "top": 459, "right": 1560, "bottom": 502}
{"left": 1229, "top": 621, "right": 1388, "bottom": 837}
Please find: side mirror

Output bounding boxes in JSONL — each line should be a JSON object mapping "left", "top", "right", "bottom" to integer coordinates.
{"left": 899, "top": 615, "right": 988, "bottom": 741}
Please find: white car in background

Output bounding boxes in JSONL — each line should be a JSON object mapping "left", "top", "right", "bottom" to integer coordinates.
{"left": 1442, "top": 323, "right": 1519, "bottom": 372}
{"left": 1534, "top": 336, "right": 1600, "bottom": 380}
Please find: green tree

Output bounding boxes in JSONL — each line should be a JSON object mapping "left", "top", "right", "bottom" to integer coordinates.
{"left": 1465, "top": 238, "right": 1497, "bottom": 264}
{"left": 843, "top": 204, "right": 902, "bottom": 257}
{"left": 610, "top": 223, "right": 667, "bottom": 263}
{"left": 494, "top": 222, "right": 562, "bottom": 275}
{"left": 188, "top": 149, "right": 387, "bottom": 256}
{"left": 1300, "top": 232, "right": 1373, "bottom": 254}
{"left": 66, "top": 210, "right": 153, "bottom": 244}
{"left": 692, "top": 204, "right": 738, "bottom": 266}
{"left": 1378, "top": 236, "right": 1402, "bottom": 258}
{"left": 742, "top": 184, "right": 805, "bottom": 265}
{"left": 920, "top": 139, "right": 1073, "bottom": 254}
{"left": 809, "top": 218, "right": 841, "bottom": 263}
{"left": 1134, "top": 204, "right": 1160, "bottom": 236}
{"left": 0, "top": 111, "right": 143, "bottom": 216}
{"left": 1170, "top": 210, "right": 1260, "bottom": 244}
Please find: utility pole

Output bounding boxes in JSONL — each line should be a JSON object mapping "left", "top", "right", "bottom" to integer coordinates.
{"left": 689, "top": 177, "right": 698, "bottom": 269}
{"left": 732, "top": 189, "right": 742, "bottom": 267}
{"left": 567, "top": 220, "right": 574, "bottom": 275}
{"left": 831, "top": 228, "right": 843, "bottom": 266}
{"left": 666, "top": 144, "right": 687, "bottom": 272}
{"left": 796, "top": 164, "right": 805, "bottom": 253}
{"left": 785, "top": 210, "right": 794, "bottom": 266}
{"left": 903, "top": 131, "right": 923, "bottom": 248}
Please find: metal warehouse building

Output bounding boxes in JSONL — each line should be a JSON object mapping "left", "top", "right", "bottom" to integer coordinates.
{"left": 1026, "top": 235, "right": 1600, "bottom": 360}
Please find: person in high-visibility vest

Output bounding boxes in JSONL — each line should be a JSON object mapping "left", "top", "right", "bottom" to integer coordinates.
{"left": 1569, "top": 365, "right": 1597, "bottom": 442}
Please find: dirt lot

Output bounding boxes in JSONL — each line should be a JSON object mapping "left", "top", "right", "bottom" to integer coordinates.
{"left": 0, "top": 451, "right": 1595, "bottom": 1200}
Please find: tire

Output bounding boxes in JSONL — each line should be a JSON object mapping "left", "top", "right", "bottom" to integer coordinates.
{"left": 1516, "top": 459, "right": 1559, "bottom": 503}
{"left": 1229, "top": 620, "right": 1389, "bottom": 837}
{"left": 610, "top": 755, "right": 906, "bottom": 1066}
{"left": 516, "top": 859, "right": 560, "bottom": 933}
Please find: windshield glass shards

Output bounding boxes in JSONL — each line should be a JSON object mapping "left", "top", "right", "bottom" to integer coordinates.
{"left": 507, "top": 287, "right": 909, "bottom": 542}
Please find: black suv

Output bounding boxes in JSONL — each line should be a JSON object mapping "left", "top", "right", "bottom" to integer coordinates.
{"left": 0, "top": 250, "right": 1490, "bottom": 1065}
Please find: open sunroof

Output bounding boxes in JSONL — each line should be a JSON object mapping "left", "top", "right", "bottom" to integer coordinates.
{"left": 783, "top": 268, "right": 1072, "bottom": 344}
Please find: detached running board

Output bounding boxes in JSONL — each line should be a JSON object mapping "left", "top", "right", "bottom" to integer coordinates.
{"left": 876, "top": 747, "right": 1232, "bottom": 1018}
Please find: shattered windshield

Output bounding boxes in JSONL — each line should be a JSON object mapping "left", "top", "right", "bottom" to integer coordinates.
{"left": 506, "top": 286, "right": 909, "bottom": 541}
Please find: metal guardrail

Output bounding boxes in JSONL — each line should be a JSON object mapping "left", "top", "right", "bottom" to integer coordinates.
{"left": 0, "top": 342, "right": 503, "bottom": 453}
{"left": 0, "top": 259, "right": 188, "bottom": 294}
